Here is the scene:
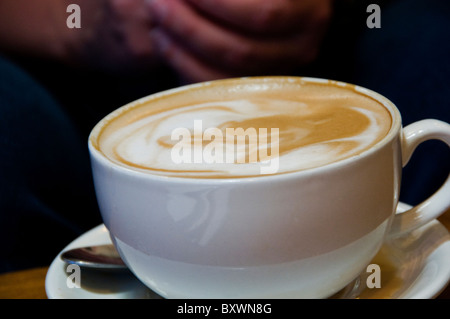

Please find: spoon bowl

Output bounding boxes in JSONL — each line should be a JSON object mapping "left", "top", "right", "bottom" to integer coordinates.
{"left": 60, "top": 244, "right": 128, "bottom": 271}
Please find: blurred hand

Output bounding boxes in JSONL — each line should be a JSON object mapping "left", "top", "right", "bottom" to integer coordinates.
{"left": 149, "top": 0, "right": 333, "bottom": 83}
{"left": 63, "top": 0, "right": 159, "bottom": 72}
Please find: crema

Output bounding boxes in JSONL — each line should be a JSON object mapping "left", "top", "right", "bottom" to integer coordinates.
{"left": 94, "top": 77, "right": 392, "bottom": 178}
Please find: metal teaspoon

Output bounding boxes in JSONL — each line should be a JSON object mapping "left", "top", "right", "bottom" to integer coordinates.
{"left": 60, "top": 244, "right": 128, "bottom": 271}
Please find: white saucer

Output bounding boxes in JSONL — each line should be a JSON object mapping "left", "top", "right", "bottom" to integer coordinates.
{"left": 45, "top": 202, "right": 450, "bottom": 299}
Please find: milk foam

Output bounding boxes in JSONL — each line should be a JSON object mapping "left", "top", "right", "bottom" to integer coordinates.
{"left": 96, "top": 79, "right": 392, "bottom": 178}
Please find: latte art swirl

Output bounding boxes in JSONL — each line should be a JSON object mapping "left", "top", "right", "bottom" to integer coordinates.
{"left": 94, "top": 78, "right": 392, "bottom": 178}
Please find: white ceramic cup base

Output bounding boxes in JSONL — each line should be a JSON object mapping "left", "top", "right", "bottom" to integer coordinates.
{"left": 112, "top": 220, "right": 388, "bottom": 298}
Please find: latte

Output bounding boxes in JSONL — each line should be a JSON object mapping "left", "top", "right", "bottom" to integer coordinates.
{"left": 93, "top": 77, "right": 392, "bottom": 178}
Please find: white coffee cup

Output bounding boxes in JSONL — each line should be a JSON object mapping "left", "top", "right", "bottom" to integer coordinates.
{"left": 88, "top": 77, "right": 450, "bottom": 298}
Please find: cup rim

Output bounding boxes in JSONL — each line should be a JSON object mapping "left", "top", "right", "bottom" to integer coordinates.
{"left": 88, "top": 76, "right": 402, "bottom": 184}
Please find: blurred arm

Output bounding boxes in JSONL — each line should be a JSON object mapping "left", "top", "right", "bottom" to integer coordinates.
{"left": 0, "top": 0, "right": 69, "bottom": 59}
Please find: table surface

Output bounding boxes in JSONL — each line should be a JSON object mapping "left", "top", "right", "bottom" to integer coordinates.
{"left": 1, "top": 211, "right": 450, "bottom": 299}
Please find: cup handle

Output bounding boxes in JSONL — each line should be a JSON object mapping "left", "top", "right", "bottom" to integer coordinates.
{"left": 388, "top": 119, "right": 450, "bottom": 238}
